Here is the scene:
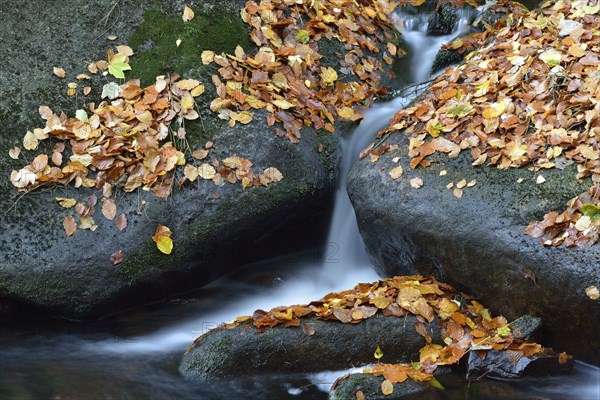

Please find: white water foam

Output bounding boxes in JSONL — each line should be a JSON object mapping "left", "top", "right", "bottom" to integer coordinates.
{"left": 90, "top": 7, "right": 474, "bottom": 357}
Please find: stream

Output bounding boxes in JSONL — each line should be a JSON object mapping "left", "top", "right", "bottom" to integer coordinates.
{"left": 2, "top": 6, "right": 599, "bottom": 400}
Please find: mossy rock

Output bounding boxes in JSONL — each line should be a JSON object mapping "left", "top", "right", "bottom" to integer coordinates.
{"left": 0, "top": 0, "right": 344, "bottom": 318}
{"left": 347, "top": 125, "right": 600, "bottom": 365}
{"left": 179, "top": 314, "right": 442, "bottom": 381}
{"left": 329, "top": 373, "right": 436, "bottom": 400}
{"left": 0, "top": 0, "right": 406, "bottom": 318}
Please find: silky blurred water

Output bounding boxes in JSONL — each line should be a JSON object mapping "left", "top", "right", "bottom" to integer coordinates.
{"left": 1, "top": 6, "right": 598, "bottom": 400}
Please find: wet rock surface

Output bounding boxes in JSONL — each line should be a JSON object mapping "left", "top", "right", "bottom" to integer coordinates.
{"left": 179, "top": 314, "right": 441, "bottom": 381}
{"left": 348, "top": 137, "right": 600, "bottom": 365}
{"left": 0, "top": 0, "right": 339, "bottom": 318}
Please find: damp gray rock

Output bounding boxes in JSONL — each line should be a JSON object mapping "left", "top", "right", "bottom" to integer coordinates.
{"left": 329, "top": 373, "right": 438, "bottom": 400}
{"left": 427, "top": 0, "right": 460, "bottom": 36}
{"left": 0, "top": 0, "right": 340, "bottom": 318}
{"left": 179, "top": 314, "right": 441, "bottom": 382}
{"left": 347, "top": 135, "right": 600, "bottom": 365}
{"left": 466, "top": 350, "right": 574, "bottom": 380}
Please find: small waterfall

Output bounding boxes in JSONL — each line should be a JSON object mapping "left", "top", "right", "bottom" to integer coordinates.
{"left": 3, "top": 7, "right": 600, "bottom": 400}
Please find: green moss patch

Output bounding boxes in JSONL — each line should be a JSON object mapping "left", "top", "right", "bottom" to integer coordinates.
{"left": 128, "top": 8, "right": 252, "bottom": 86}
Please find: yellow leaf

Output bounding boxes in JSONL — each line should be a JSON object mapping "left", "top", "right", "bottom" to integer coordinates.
{"left": 262, "top": 167, "right": 283, "bottom": 182}
{"left": 420, "top": 344, "right": 444, "bottom": 363}
{"left": 370, "top": 296, "right": 391, "bottom": 309}
{"left": 539, "top": 49, "right": 562, "bottom": 67}
{"left": 198, "top": 163, "right": 216, "bottom": 179}
{"left": 182, "top": 5, "right": 194, "bottom": 22}
{"left": 155, "top": 235, "right": 173, "bottom": 255}
{"left": 236, "top": 111, "right": 254, "bottom": 124}
{"left": 23, "top": 131, "right": 39, "bottom": 150}
{"left": 191, "top": 84, "right": 205, "bottom": 97}
{"left": 272, "top": 99, "right": 295, "bottom": 110}
{"left": 320, "top": 67, "right": 338, "bottom": 85}
{"left": 175, "top": 79, "right": 201, "bottom": 91}
{"left": 482, "top": 108, "right": 497, "bottom": 119}
{"left": 53, "top": 67, "right": 65, "bottom": 78}
{"left": 337, "top": 106, "right": 354, "bottom": 119}
{"left": 184, "top": 164, "right": 199, "bottom": 181}
{"left": 56, "top": 197, "right": 77, "bottom": 208}
{"left": 153, "top": 224, "right": 173, "bottom": 255}
{"left": 579, "top": 145, "right": 599, "bottom": 160}
{"left": 381, "top": 379, "right": 393, "bottom": 395}
{"left": 389, "top": 166, "right": 403, "bottom": 180}
{"left": 585, "top": 285, "right": 599, "bottom": 300}
{"left": 374, "top": 346, "right": 384, "bottom": 360}
{"left": 201, "top": 50, "right": 215, "bottom": 65}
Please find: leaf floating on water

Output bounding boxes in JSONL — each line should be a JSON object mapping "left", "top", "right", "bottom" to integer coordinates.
{"left": 374, "top": 346, "right": 384, "bottom": 360}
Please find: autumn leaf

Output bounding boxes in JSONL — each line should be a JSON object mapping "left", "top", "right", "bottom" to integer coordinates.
{"left": 153, "top": 224, "right": 173, "bottom": 255}
{"left": 381, "top": 364, "right": 408, "bottom": 383}
{"left": 110, "top": 250, "right": 125, "bottom": 265}
{"left": 381, "top": 379, "right": 393, "bottom": 395}
{"left": 115, "top": 213, "right": 128, "bottom": 232}
{"left": 53, "top": 67, "right": 65, "bottom": 78}
{"left": 63, "top": 215, "right": 77, "bottom": 237}
{"left": 295, "top": 29, "right": 310, "bottom": 44}
{"left": 8, "top": 147, "right": 20, "bottom": 159}
{"left": 182, "top": 5, "right": 194, "bottom": 22}
{"left": 262, "top": 167, "right": 283, "bottom": 183}
{"left": 23, "top": 131, "right": 39, "bottom": 151}
{"left": 410, "top": 177, "right": 423, "bottom": 188}
{"left": 108, "top": 53, "right": 131, "bottom": 79}
{"left": 320, "top": 67, "right": 338, "bottom": 85}
{"left": 420, "top": 344, "right": 444, "bottom": 363}
{"left": 585, "top": 286, "right": 599, "bottom": 300}
{"left": 102, "top": 198, "right": 117, "bottom": 220}
{"left": 201, "top": 50, "right": 215, "bottom": 65}
{"left": 56, "top": 197, "right": 77, "bottom": 209}
{"left": 374, "top": 346, "right": 384, "bottom": 360}
{"left": 389, "top": 166, "right": 403, "bottom": 180}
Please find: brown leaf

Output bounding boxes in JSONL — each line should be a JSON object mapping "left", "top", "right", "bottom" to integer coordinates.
{"left": 102, "top": 198, "right": 117, "bottom": 220}
{"left": 110, "top": 250, "right": 125, "bottom": 265}
{"left": 63, "top": 215, "right": 77, "bottom": 237}
{"left": 115, "top": 213, "right": 128, "bottom": 232}
{"left": 301, "top": 323, "right": 315, "bottom": 336}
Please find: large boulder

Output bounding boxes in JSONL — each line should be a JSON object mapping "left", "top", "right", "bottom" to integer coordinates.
{"left": 0, "top": 0, "right": 340, "bottom": 318}
{"left": 348, "top": 143, "right": 600, "bottom": 364}
{"left": 179, "top": 314, "right": 441, "bottom": 382}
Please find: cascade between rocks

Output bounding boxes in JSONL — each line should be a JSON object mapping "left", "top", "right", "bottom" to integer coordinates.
{"left": 1, "top": 6, "right": 598, "bottom": 400}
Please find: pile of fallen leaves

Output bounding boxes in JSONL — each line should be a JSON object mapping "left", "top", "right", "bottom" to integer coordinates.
{"left": 201, "top": 0, "right": 404, "bottom": 142}
{"left": 371, "top": 0, "right": 600, "bottom": 247}
{"left": 10, "top": 47, "right": 283, "bottom": 241}
{"left": 209, "top": 275, "right": 568, "bottom": 392}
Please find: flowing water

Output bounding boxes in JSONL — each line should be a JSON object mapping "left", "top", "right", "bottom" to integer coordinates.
{"left": 1, "top": 7, "right": 599, "bottom": 400}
